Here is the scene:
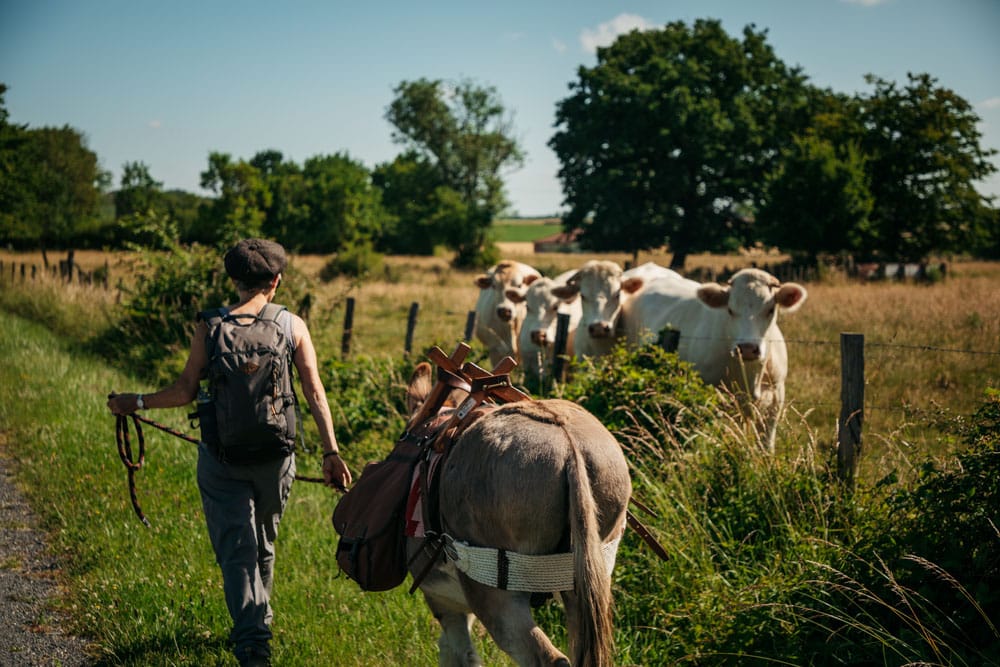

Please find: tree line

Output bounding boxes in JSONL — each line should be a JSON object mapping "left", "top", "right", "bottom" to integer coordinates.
{"left": 2, "top": 19, "right": 998, "bottom": 269}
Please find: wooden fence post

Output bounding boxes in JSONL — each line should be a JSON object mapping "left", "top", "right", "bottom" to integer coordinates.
{"left": 658, "top": 327, "right": 680, "bottom": 353}
{"left": 404, "top": 302, "right": 419, "bottom": 357}
{"left": 837, "top": 332, "right": 865, "bottom": 485}
{"left": 341, "top": 297, "right": 355, "bottom": 359}
{"left": 463, "top": 310, "right": 477, "bottom": 342}
{"left": 551, "top": 313, "right": 572, "bottom": 383}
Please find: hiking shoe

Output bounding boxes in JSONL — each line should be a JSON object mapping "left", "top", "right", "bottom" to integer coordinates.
{"left": 238, "top": 647, "right": 272, "bottom": 667}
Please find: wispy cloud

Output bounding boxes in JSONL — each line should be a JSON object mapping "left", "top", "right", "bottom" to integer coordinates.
{"left": 840, "top": 0, "right": 892, "bottom": 6}
{"left": 504, "top": 31, "right": 525, "bottom": 42}
{"left": 552, "top": 38, "right": 567, "bottom": 54}
{"left": 978, "top": 97, "right": 1000, "bottom": 110}
{"left": 148, "top": 120, "right": 162, "bottom": 129}
{"left": 580, "top": 13, "right": 655, "bottom": 54}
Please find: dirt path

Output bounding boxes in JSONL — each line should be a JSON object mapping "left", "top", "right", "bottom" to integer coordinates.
{"left": 0, "top": 440, "right": 95, "bottom": 666}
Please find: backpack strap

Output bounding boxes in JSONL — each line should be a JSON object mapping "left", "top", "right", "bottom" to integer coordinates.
{"left": 197, "top": 307, "right": 227, "bottom": 327}
{"left": 257, "top": 303, "right": 296, "bottom": 354}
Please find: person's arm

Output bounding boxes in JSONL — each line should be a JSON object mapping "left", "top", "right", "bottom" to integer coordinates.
{"left": 290, "top": 315, "right": 352, "bottom": 490}
{"left": 107, "top": 321, "right": 208, "bottom": 415}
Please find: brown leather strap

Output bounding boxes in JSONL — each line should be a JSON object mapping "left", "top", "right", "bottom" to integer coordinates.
{"left": 629, "top": 495, "right": 659, "bottom": 519}
{"left": 408, "top": 535, "right": 447, "bottom": 594}
{"left": 626, "top": 509, "right": 669, "bottom": 561}
{"left": 437, "top": 366, "right": 472, "bottom": 393}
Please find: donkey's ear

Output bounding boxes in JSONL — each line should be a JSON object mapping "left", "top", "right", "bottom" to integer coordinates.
{"left": 407, "top": 362, "right": 434, "bottom": 414}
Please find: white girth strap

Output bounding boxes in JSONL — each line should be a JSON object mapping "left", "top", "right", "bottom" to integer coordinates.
{"left": 442, "top": 534, "right": 622, "bottom": 593}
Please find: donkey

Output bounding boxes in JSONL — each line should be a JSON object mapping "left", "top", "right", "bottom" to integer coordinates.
{"left": 404, "top": 362, "right": 631, "bottom": 667}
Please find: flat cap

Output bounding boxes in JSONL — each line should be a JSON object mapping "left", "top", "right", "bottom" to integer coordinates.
{"left": 224, "top": 238, "right": 288, "bottom": 283}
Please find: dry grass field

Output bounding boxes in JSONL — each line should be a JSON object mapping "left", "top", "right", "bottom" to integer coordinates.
{"left": 3, "top": 247, "right": 998, "bottom": 480}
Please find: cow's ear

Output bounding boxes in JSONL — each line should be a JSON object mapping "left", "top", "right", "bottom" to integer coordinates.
{"left": 697, "top": 283, "right": 730, "bottom": 309}
{"left": 622, "top": 277, "right": 645, "bottom": 294}
{"left": 475, "top": 275, "right": 491, "bottom": 289}
{"left": 505, "top": 288, "right": 526, "bottom": 303}
{"left": 775, "top": 283, "right": 807, "bottom": 312}
{"left": 406, "top": 362, "right": 433, "bottom": 413}
{"left": 524, "top": 273, "right": 540, "bottom": 286}
{"left": 551, "top": 284, "right": 580, "bottom": 302}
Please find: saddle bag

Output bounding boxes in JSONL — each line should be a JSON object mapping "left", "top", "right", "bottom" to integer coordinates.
{"left": 332, "top": 438, "right": 422, "bottom": 591}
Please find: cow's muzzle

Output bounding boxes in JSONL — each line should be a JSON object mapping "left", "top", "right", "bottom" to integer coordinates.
{"left": 496, "top": 306, "right": 514, "bottom": 322}
{"left": 734, "top": 343, "right": 761, "bottom": 361}
{"left": 588, "top": 321, "right": 613, "bottom": 338}
{"left": 530, "top": 330, "right": 549, "bottom": 346}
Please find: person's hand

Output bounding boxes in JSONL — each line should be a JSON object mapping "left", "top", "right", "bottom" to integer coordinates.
{"left": 322, "top": 452, "right": 352, "bottom": 491}
{"left": 107, "top": 392, "right": 142, "bottom": 416}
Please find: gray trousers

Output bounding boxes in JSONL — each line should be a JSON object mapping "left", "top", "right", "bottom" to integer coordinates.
{"left": 197, "top": 447, "right": 295, "bottom": 658}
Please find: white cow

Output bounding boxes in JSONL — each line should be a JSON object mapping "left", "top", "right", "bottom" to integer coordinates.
{"left": 551, "top": 260, "right": 683, "bottom": 359}
{"left": 622, "top": 261, "right": 686, "bottom": 284}
{"left": 473, "top": 260, "right": 541, "bottom": 367}
{"left": 507, "top": 270, "right": 582, "bottom": 381}
{"left": 551, "top": 260, "right": 642, "bottom": 359}
{"left": 625, "top": 267, "right": 808, "bottom": 451}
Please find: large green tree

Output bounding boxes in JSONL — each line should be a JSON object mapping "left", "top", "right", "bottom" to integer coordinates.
{"left": 0, "top": 83, "right": 33, "bottom": 245}
{"left": 115, "top": 161, "right": 163, "bottom": 219}
{"left": 385, "top": 78, "right": 522, "bottom": 266}
{"left": 858, "top": 73, "right": 997, "bottom": 260}
{"left": 196, "top": 152, "right": 271, "bottom": 245}
{"left": 1, "top": 84, "right": 110, "bottom": 248}
{"left": 758, "top": 133, "right": 874, "bottom": 261}
{"left": 550, "top": 20, "right": 815, "bottom": 268}
{"left": 290, "top": 152, "right": 386, "bottom": 253}
{"left": 1, "top": 125, "right": 108, "bottom": 248}
{"left": 372, "top": 151, "right": 467, "bottom": 255}
{"left": 251, "top": 150, "right": 309, "bottom": 245}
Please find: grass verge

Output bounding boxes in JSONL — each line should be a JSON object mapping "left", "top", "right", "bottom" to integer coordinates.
{"left": 0, "top": 313, "right": 512, "bottom": 666}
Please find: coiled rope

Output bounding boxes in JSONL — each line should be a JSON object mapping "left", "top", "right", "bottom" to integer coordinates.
{"left": 114, "top": 412, "right": 327, "bottom": 527}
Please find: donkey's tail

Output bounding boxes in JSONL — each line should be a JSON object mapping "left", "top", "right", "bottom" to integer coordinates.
{"left": 566, "top": 439, "right": 615, "bottom": 667}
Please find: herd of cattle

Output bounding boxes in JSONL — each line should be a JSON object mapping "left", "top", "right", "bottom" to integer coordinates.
{"left": 472, "top": 259, "right": 808, "bottom": 451}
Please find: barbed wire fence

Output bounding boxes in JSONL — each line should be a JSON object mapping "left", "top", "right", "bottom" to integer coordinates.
{"left": 4, "top": 256, "right": 998, "bottom": 485}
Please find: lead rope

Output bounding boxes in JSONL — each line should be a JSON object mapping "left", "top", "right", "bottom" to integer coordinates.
{"left": 113, "top": 411, "right": 330, "bottom": 527}
{"left": 115, "top": 414, "right": 149, "bottom": 527}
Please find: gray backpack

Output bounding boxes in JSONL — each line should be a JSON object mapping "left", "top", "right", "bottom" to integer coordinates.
{"left": 198, "top": 302, "right": 298, "bottom": 464}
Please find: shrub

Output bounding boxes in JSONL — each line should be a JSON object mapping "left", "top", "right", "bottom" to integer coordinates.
{"left": 831, "top": 389, "right": 1000, "bottom": 664}
{"left": 320, "top": 354, "right": 414, "bottom": 462}
{"left": 319, "top": 241, "right": 383, "bottom": 280}
{"left": 560, "top": 341, "right": 718, "bottom": 436}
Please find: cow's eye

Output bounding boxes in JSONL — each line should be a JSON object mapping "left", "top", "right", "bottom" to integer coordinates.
{"left": 727, "top": 307, "right": 735, "bottom": 317}
{"left": 767, "top": 306, "right": 775, "bottom": 318}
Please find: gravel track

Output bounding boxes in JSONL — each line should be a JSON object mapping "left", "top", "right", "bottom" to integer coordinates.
{"left": 0, "top": 444, "right": 95, "bottom": 666}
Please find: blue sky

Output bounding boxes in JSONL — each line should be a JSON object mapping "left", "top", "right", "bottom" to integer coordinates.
{"left": 2, "top": 0, "right": 998, "bottom": 216}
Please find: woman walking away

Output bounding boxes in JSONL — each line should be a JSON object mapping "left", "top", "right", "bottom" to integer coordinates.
{"left": 108, "top": 238, "right": 351, "bottom": 667}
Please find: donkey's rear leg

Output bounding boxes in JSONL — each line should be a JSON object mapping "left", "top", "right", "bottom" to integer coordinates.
{"left": 424, "top": 597, "right": 482, "bottom": 667}
{"left": 463, "top": 581, "right": 569, "bottom": 667}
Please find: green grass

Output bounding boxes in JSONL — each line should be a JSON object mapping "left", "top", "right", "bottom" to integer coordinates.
{"left": 491, "top": 221, "right": 562, "bottom": 243}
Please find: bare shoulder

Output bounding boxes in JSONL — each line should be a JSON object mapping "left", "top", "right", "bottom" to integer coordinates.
{"left": 287, "top": 312, "right": 311, "bottom": 346}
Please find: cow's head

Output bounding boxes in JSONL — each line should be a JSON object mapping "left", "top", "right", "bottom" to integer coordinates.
{"left": 475, "top": 261, "right": 540, "bottom": 322}
{"left": 508, "top": 277, "right": 563, "bottom": 347}
{"left": 553, "top": 261, "right": 644, "bottom": 353}
{"left": 697, "top": 268, "right": 807, "bottom": 362}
